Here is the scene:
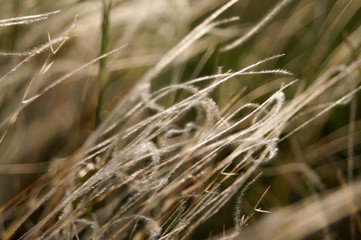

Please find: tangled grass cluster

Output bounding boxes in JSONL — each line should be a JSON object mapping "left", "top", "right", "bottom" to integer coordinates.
{"left": 0, "top": 0, "right": 361, "bottom": 239}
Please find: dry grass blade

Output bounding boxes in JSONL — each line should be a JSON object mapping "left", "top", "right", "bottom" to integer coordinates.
{"left": 0, "top": 10, "right": 60, "bottom": 27}
{"left": 221, "top": 0, "right": 295, "bottom": 51}
{"left": 229, "top": 179, "right": 361, "bottom": 240}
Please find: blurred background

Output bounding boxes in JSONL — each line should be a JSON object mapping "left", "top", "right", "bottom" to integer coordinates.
{"left": 0, "top": 0, "right": 360, "bottom": 239}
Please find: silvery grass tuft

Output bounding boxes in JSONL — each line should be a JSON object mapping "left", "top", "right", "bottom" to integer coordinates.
{"left": 0, "top": 0, "right": 360, "bottom": 239}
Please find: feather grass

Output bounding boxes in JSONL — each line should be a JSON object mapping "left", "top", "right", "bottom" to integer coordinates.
{"left": 0, "top": 0, "right": 360, "bottom": 239}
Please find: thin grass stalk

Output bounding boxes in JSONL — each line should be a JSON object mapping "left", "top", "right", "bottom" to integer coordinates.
{"left": 96, "top": 0, "right": 112, "bottom": 127}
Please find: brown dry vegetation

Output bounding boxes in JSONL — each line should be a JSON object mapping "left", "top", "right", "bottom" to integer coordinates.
{"left": 0, "top": 0, "right": 361, "bottom": 239}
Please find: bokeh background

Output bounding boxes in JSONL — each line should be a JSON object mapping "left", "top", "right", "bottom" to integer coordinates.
{"left": 0, "top": 0, "right": 360, "bottom": 239}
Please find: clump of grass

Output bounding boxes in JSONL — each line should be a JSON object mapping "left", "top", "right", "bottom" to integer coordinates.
{"left": 0, "top": 0, "right": 361, "bottom": 239}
